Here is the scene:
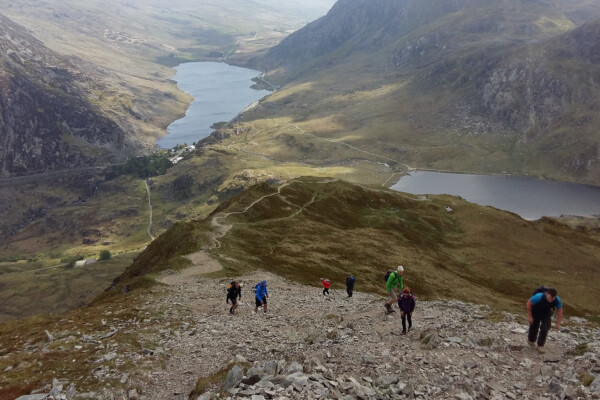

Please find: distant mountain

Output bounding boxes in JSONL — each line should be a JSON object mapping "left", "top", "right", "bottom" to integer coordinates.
{"left": 0, "top": 14, "right": 126, "bottom": 177}
{"left": 250, "top": 0, "right": 600, "bottom": 184}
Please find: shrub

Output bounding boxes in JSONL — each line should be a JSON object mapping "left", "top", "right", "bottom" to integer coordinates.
{"left": 99, "top": 250, "right": 112, "bottom": 261}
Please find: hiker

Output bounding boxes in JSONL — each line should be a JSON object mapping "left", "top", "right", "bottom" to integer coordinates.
{"left": 346, "top": 274, "right": 355, "bottom": 298}
{"left": 226, "top": 281, "right": 242, "bottom": 315}
{"left": 254, "top": 280, "right": 269, "bottom": 313}
{"left": 385, "top": 265, "right": 404, "bottom": 313}
{"left": 321, "top": 278, "right": 331, "bottom": 296}
{"left": 397, "top": 287, "right": 415, "bottom": 334}
{"left": 527, "top": 287, "right": 563, "bottom": 353}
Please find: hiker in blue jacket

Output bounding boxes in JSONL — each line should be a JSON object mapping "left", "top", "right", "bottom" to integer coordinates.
{"left": 527, "top": 287, "right": 563, "bottom": 353}
{"left": 254, "top": 280, "right": 269, "bottom": 313}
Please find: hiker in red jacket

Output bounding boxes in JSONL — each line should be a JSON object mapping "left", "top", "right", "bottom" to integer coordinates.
{"left": 397, "top": 287, "right": 416, "bottom": 334}
{"left": 321, "top": 278, "right": 331, "bottom": 296}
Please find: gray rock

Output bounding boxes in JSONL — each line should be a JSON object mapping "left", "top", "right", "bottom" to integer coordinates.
{"left": 66, "top": 383, "right": 77, "bottom": 400}
{"left": 263, "top": 360, "right": 278, "bottom": 375}
{"left": 377, "top": 375, "right": 398, "bottom": 388}
{"left": 543, "top": 354, "right": 561, "bottom": 363}
{"left": 225, "top": 365, "right": 244, "bottom": 390}
{"left": 15, "top": 395, "right": 48, "bottom": 400}
{"left": 402, "top": 383, "right": 414, "bottom": 397}
{"left": 44, "top": 330, "right": 54, "bottom": 342}
{"left": 463, "top": 361, "right": 478, "bottom": 369}
{"left": 287, "top": 362, "right": 303, "bottom": 374}
{"left": 548, "top": 377, "right": 562, "bottom": 394}
{"left": 128, "top": 388, "right": 139, "bottom": 399}
{"left": 234, "top": 354, "right": 247, "bottom": 363}
{"left": 103, "top": 352, "right": 117, "bottom": 362}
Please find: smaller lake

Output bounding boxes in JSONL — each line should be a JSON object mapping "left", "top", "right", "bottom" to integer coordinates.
{"left": 157, "top": 62, "right": 269, "bottom": 149}
{"left": 391, "top": 171, "right": 600, "bottom": 220}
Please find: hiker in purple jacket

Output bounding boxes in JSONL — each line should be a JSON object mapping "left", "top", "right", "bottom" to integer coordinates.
{"left": 397, "top": 287, "right": 416, "bottom": 335}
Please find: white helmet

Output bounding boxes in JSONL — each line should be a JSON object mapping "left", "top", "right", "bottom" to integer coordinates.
{"left": 397, "top": 265, "right": 404, "bottom": 272}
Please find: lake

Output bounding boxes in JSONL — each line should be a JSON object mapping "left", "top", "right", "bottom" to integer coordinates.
{"left": 157, "top": 62, "right": 269, "bottom": 149}
{"left": 391, "top": 171, "right": 600, "bottom": 220}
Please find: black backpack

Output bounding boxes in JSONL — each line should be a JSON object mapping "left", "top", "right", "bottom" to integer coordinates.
{"left": 384, "top": 270, "right": 395, "bottom": 282}
{"left": 532, "top": 286, "right": 551, "bottom": 296}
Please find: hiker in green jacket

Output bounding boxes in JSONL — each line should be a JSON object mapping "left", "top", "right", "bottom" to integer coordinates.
{"left": 385, "top": 265, "right": 404, "bottom": 313}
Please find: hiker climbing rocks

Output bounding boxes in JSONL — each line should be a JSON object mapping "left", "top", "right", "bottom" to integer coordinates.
{"left": 398, "top": 287, "right": 415, "bottom": 334}
{"left": 384, "top": 265, "right": 404, "bottom": 313}
{"left": 226, "top": 281, "right": 242, "bottom": 315}
{"left": 527, "top": 287, "right": 563, "bottom": 353}
{"left": 346, "top": 274, "right": 355, "bottom": 298}
{"left": 254, "top": 280, "right": 269, "bottom": 313}
{"left": 321, "top": 278, "right": 331, "bottom": 296}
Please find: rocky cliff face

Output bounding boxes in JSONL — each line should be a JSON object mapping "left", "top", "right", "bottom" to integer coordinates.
{"left": 0, "top": 14, "right": 125, "bottom": 177}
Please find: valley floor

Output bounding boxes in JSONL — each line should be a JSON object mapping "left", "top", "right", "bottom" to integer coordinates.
{"left": 5, "top": 260, "right": 599, "bottom": 400}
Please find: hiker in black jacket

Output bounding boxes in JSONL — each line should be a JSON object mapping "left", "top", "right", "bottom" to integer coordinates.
{"left": 226, "top": 281, "right": 242, "bottom": 315}
{"left": 346, "top": 275, "right": 355, "bottom": 298}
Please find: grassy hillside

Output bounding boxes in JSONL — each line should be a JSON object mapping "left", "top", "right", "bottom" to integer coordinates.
{"left": 115, "top": 177, "right": 600, "bottom": 318}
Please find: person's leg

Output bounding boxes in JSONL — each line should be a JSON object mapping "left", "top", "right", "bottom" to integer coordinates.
{"left": 401, "top": 312, "right": 407, "bottom": 333}
{"left": 386, "top": 289, "right": 397, "bottom": 312}
{"left": 537, "top": 315, "right": 552, "bottom": 347}
{"left": 528, "top": 317, "right": 541, "bottom": 344}
{"left": 348, "top": 289, "right": 353, "bottom": 298}
{"left": 263, "top": 298, "right": 268, "bottom": 313}
{"left": 323, "top": 288, "right": 326, "bottom": 296}
{"left": 407, "top": 313, "right": 412, "bottom": 330}
{"left": 255, "top": 298, "right": 260, "bottom": 313}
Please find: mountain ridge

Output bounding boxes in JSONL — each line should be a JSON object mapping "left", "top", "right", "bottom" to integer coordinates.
{"left": 247, "top": 0, "right": 600, "bottom": 185}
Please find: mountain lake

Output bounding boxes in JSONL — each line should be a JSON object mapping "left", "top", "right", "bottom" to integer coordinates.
{"left": 157, "top": 62, "right": 269, "bottom": 149}
{"left": 392, "top": 171, "right": 600, "bottom": 220}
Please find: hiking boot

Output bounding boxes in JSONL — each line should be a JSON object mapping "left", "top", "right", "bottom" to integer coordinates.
{"left": 528, "top": 340, "right": 536, "bottom": 348}
{"left": 229, "top": 308, "right": 233, "bottom": 315}
{"left": 537, "top": 346, "right": 546, "bottom": 354}
{"left": 401, "top": 330, "right": 407, "bottom": 335}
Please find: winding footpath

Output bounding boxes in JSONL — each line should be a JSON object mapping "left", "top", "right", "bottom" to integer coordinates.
{"left": 144, "top": 180, "right": 155, "bottom": 241}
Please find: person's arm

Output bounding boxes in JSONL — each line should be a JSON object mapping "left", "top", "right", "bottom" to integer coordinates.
{"left": 399, "top": 276, "right": 404, "bottom": 290}
{"left": 556, "top": 308, "right": 563, "bottom": 330}
{"left": 238, "top": 288, "right": 242, "bottom": 300}
{"left": 526, "top": 299, "right": 533, "bottom": 324}
{"left": 410, "top": 298, "right": 415, "bottom": 313}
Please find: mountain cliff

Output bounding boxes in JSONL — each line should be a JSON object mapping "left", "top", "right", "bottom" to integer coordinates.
{"left": 0, "top": 14, "right": 126, "bottom": 177}
{"left": 248, "top": 0, "right": 600, "bottom": 184}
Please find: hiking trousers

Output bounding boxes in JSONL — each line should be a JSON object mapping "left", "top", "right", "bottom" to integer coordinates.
{"left": 401, "top": 312, "right": 412, "bottom": 332}
{"left": 347, "top": 288, "right": 353, "bottom": 297}
{"left": 528, "top": 314, "right": 551, "bottom": 346}
{"left": 323, "top": 288, "right": 329, "bottom": 295}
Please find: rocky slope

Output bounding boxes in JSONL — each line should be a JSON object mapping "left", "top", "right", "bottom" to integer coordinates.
{"left": 0, "top": 13, "right": 127, "bottom": 177}
{"left": 248, "top": 0, "right": 600, "bottom": 184}
{"left": 4, "top": 268, "right": 599, "bottom": 399}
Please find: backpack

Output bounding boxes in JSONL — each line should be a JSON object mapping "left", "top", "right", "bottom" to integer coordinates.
{"left": 384, "top": 270, "right": 395, "bottom": 282}
{"left": 532, "top": 286, "right": 551, "bottom": 296}
{"left": 227, "top": 281, "right": 236, "bottom": 289}
{"left": 253, "top": 283, "right": 260, "bottom": 293}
